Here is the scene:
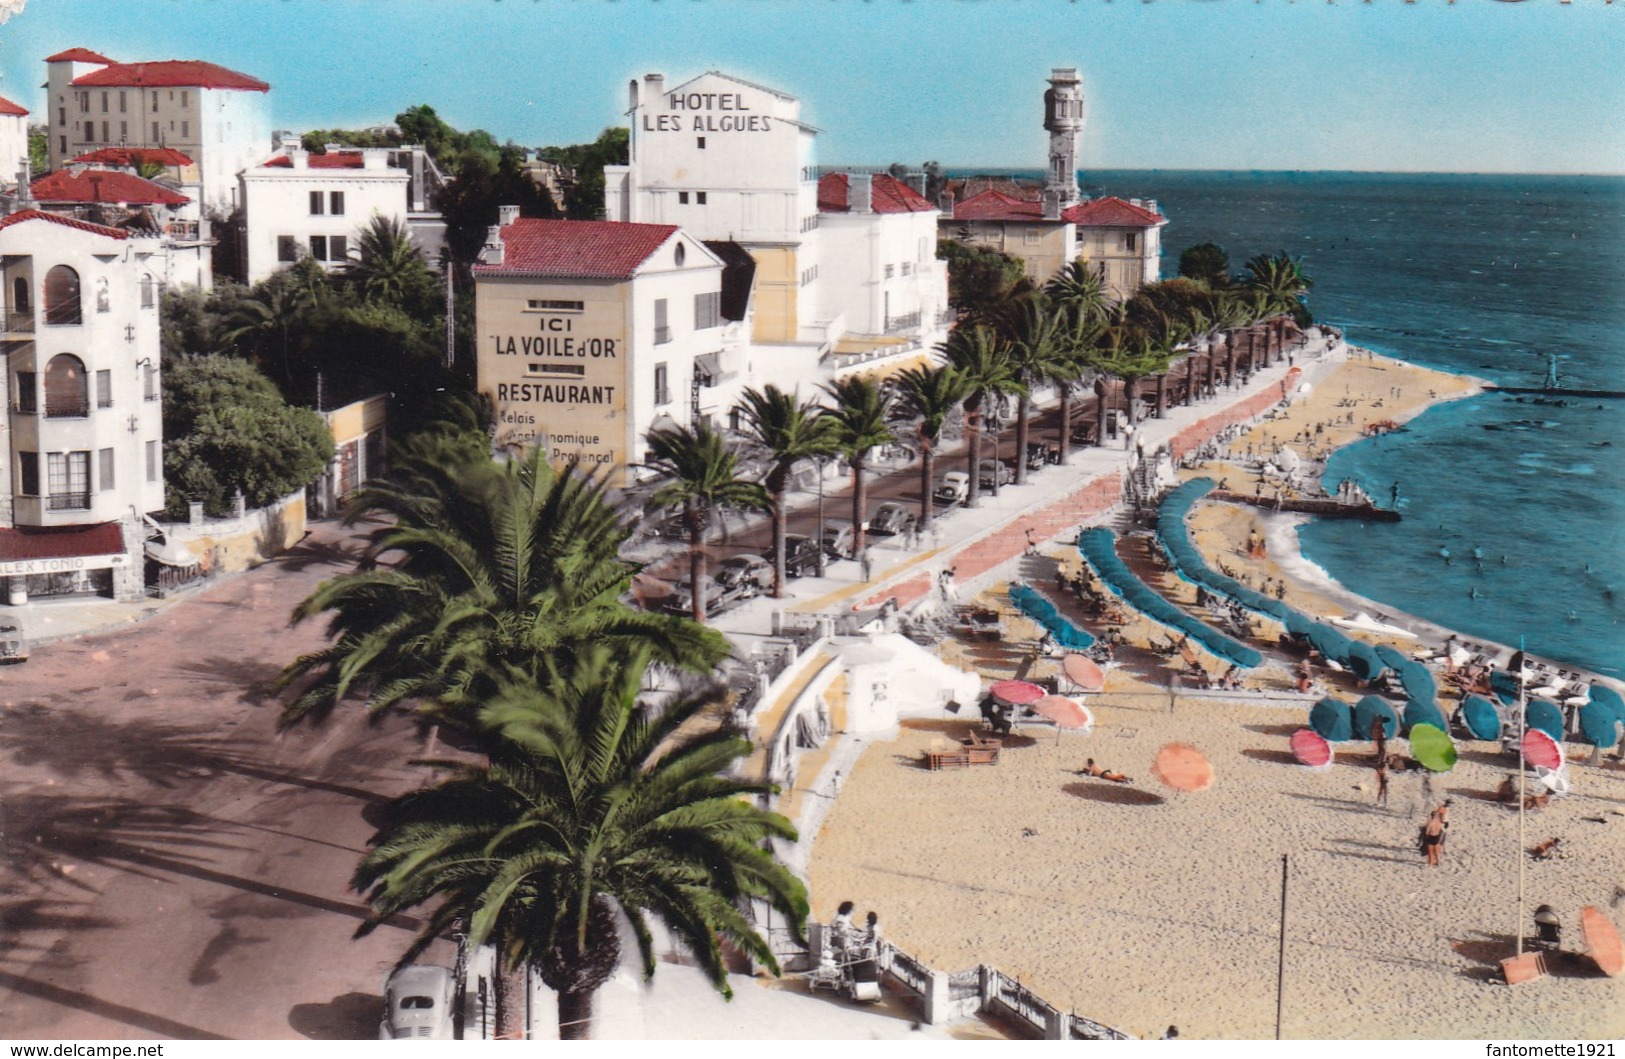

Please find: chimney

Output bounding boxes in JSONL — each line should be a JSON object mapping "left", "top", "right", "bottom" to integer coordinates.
{"left": 850, "top": 173, "right": 872, "bottom": 214}
{"left": 1144, "top": 199, "right": 1159, "bottom": 217}
{"left": 644, "top": 73, "right": 665, "bottom": 103}
{"left": 361, "top": 148, "right": 387, "bottom": 171}
{"left": 480, "top": 225, "right": 505, "bottom": 265}
{"left": 16, "top": 160, "right": 31, "bottom": 201}
{"left": 941, "top": 189, "right": 956, "bottom": 214}
{"left": 497, "top": 204, "right": 521, "bottom": 227}
{"left": 288, "top": 147, "right": 308, "bottom": 170}
{"left": 629, "top": 78, "right": 640, "bottom": 110}
{"left": 906, "top": 172, "right": 926, "bottom": 197}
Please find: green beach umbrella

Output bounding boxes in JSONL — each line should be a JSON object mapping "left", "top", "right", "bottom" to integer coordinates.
{"left": 1407, "top": 722, "right": 1457, "bottom": 773}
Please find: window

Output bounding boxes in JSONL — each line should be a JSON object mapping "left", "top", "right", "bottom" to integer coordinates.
{"left": 179, "top": 120, "right": 189, "bottom": 138}
{"left": 144, "top": 364, "right": 158, "bottom": 402}
{"left": 15, "top": 371, "right": 36, "bottom": 414}
{"left": 1125, "top": 232, "right": 1138, "bottom": 252}
{"left": 140, "top": 275, "right": 155, "bottom": 308}
{"left": 329, "top": 191, "right": 345, "bottom": 215}
{"left": 902, "top": 262, "right": 913, "bottom": 276}
{"left": 119, "top": 91, "right": 127, "bottom": 113}
{"left": 96, "top": 369, "right": 112, "bottom": 408}
{"left": 180, "top": 90, "right": 190, "bottom": 108}
{"left": 59, "top": 136, "right": 67, "bottom": 156}
{"left": 47, "top": 451, "right": 91, "bottom": 510}
{"left": 151, "top": 91, "right": 159, "bottom": 113}
{"left": 309, "top": 190, "right": 325, "bottom": 215}
{"left": 58, "top": 106, "right": 66, "bottom": 126}
{"left": 696, "top": 191, "right": 707, "bottom": 205}
{"left": 102, "top": 121, "right": 110, "bottom": 142}
{"left": 654, "top": 298, "right": 671, "bottom": 344}
{"left": 678, "top": 191, "right": 689, "bottom": 205}
{"left": 1024, "top": 228, "right": 1041, "bottom": 245}
{"left": 120, "top": 121, "right": 127, "bottom": 141}
{"left": 151, "top": 122, "right": 160, "bottom": 142}
{"left": 696, "top": 136, "right": 706, "bottom": 150}
{"left": 99, "top": 448, "right": 115, "bottom": 491}
{"left": 100, "top": 92, "right": 108, "bottom": 113}
{"left": 674, "top": 242, "right": 686, "bottom": 266}
{"left": 277, "top": 236, "right": 299, "bottom": 263}
{"left": 44, "top": 354, "right": 89, "bottom": 417}
{"left": 146, "top": 440, "right": 158, "bottom": 483}
{"left": 884, "top": 264, "right": 895, "bottom": 279}
{"left": 43, "top": 265, "right": 82, "bottom": 324}
{"left": 78, "top": 92, "right": 88, "bottom": 113}
{"left": 694, "top": 291, "right": 721, "bottom": 330}
{"left": 310, "top": 236, "right": 328, "bottom": 261}
{"left": 653, "top": 362, "right": 670, "bottom": 404}
{"left": 12, "top": 276, "right": 29, "bottom": 312}
{"left": 327, "top": 235, "right": 348, "bottom": 264}
{"left": 18, "top": 452, "right": 39, "bottom": 496}
{"left": 525, "top": 299, "right": 584, "bottom": 312}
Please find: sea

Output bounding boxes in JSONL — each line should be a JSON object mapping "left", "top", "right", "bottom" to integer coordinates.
{"left": 959, "top": 169, "right": 1625, "bottom": 677}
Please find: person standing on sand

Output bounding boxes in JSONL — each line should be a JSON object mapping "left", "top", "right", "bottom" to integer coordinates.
{"left": 1375, "top": 757, "right": 1390, "bottom": 807}
{"left": 1421, "top": 803, "right": 1449, "bottom": 867}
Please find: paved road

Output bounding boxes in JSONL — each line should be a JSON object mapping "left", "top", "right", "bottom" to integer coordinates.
{"left": 0, "top": 518, "right": 453, "bottom": 1041}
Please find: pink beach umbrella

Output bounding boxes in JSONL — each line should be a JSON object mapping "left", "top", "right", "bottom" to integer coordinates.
{"left": 1033, "top": 695, "right": 1093, "bottom": 731}
{"left": 1520, "top": 728, "right": 1565, "bottom": 771}
{"left": 989, "top": 679, "right": 1046, "bottom": 707}
{"left": 1152, "top": 743, "right": 1214, "bottom": 792}
{"left": 1289, "top": 728, "right": 1334, "bottom": 770}
{"left": 1062, "top": 653, "right": 1106, "bottom": 694}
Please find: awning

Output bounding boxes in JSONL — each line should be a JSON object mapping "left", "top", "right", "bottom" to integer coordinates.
{"left": 693, "top": 351, "right": 722, "bottom": 386}
{"left": 0, "top": 523, "right": 129, "bottom": 576}
{"left": 145, "top": 539, "right": 199, "bottom": 567}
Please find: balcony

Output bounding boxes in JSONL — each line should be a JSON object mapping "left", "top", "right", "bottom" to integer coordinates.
{"left": 884, "top": 311, "right": 922, "bottom": 335}
{"left": 45, "top": 399, "right": 90, "bottom": 419}
{"left": 2, "top": 309, "right": 34, "bottom": 332}
{"left": 48, "top": 491, "right": 91, "bottom": 512}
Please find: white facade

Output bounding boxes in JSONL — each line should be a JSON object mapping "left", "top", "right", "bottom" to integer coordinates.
{"left": 0, "top": 211, "right": 165, "bottom": 601}
{"left": 817, "top": 174, "right": 950, "bottom": 343}
{"left": 0, "top": 99, "right": 29, "bottom": 187}
{"left": 240, "top": 147, "right": 412, "bottom": 284}
{"left": 45, "top": 52, "right": 272, "bottom": 215}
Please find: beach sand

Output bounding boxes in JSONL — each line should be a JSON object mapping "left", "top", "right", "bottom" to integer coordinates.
{"left": 803, "top": 354, "right": 1625, "bottom": 1039}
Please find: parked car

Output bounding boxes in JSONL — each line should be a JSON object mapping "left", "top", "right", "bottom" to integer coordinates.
{"left": 769, "top": 534, "right": 823, "bottom": 578}
{"left": 934, "top": 471, "right": 971, "bottom": 507}
{"left": 662, "top": 576, "right": 732, "bottom": 617}
{"left": 977, "top": 459, "right": 1014, "bottom": 491}
{"left": 0, "top": 616, "right": 26, "bottom": 663}
{"left": 868, "top": 501, "right": 916, "bottom": 538}
{"left": 821, "top": 520, "right": 858, "bottom": 560}
{"left": 716, "top": 553, "right": 773, "bottom": 594}
{"left": 379, "top": 965, "right": 456, "bottom": 1040}
{"left": 653, "top": 507, "right": 709, "bottom": 541}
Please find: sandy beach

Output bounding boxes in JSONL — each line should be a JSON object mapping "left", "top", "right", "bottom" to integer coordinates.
{"left": 803, "top": 352, "right": 1625, "bottom": 1040}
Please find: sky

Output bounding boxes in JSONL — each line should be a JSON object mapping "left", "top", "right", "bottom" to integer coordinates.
{"left": 2, "top": 0, "right": 1620, "bottom": 175}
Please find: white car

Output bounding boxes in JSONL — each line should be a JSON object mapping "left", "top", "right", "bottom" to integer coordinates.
{"left": 380, "top": 965, "right": 456, "bottom": 1040}
{"left": 934, "top": 471, "right": 971, "bottom": 506}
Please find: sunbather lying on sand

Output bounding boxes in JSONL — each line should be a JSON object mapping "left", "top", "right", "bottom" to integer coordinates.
{"left": 1081, "top": 758, "right": 1132, "bottom": 784}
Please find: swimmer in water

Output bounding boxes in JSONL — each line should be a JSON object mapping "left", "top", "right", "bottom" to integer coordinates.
{"left": 1470, "top": 587, "right": 1482, "bottom": 600}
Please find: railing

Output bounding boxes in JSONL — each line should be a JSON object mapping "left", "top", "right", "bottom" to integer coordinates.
{"left": 163, "top": 221, "right": 201, "bottom": 241}
{"left": 884, "top": 310, "right": 922, "bottom": 334}
{"left": 936, "top": 308, "right": 958, "bottom": 326}
{"left": 883, "top": 943, "right": 932, "bottom": 998}
{"left": 44, "top": 297, "right": 83, "bottom": 326}
{"left": 653, "top": 386, "right": 672, "bottom": 405}
{"left": 48, "top": 491, "right": 91, "bottom": 511}
{"left": 45, "top": 399, "right": 90, "bottom": 418}
{"left": 2, "top": 309, "right": 33, "bottom": 332}
{"left": 988, "top": 969, "right": 1059, "bottom": 1037}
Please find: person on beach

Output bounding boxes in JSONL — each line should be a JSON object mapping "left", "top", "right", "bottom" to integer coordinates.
{"left": 831, "top": 901, "right": 857, "bottom": 954}
{"left": 1375, "top": 757, "right": 1390, "bottom": 807}
{"left": 1421, "top": 803, "right": 1450, "bottom": 867}
{"left": 1082, "top": 758, "right": 1132, "bottom": 784}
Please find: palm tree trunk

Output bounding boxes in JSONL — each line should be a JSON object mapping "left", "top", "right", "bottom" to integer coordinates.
{"left": 1187, "top": 356, "right": 1198, "bottom": 406}
{"left": 557, "top": 989, "right": 595, "bottom": 1041}
{"left": 1206, "top": 349, "right": 1217, "bottom": 398}
{"left": 1125, "top": 377, "right": 1141, "bottom": 427}
{"left": 918, "top": 441, "right": 936, "bottom": 529}
{"left": 688, "top": 505, "right": 707, "bottom": 624}
{"left": 850, "top": 455, "right": 867, "bottom": 557}
{"left": 1057, "top": 385, "right": 1073, "bottom": 462}
{"left": 965, "top": 401, "right": 983, "bottom": 507}
{"left": 1225, "top": 337, "right": 1237, "bottom": 390}
{"left": 771, "top": 488, "right": 788, "bottom": 599}
{"left": 1013, "top": 392, "right": 1031, "bottom": 485}
{"left": 494, "top": 954, "right": 527, "bottom": 1040}
{"left": 1094, "top": 380, "right": 1108, "bottom": 448}
{"left": 1154, "top": 374, "right": 1167, "bottom": 419}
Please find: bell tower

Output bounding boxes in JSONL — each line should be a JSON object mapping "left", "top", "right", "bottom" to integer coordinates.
{"left": 1042, "top": 67, "right": 1085, "bottom": 216}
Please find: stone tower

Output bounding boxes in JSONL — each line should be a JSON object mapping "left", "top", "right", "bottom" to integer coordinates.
{"left": 1042, "top": 67, "right": 1085, "bottom": 218}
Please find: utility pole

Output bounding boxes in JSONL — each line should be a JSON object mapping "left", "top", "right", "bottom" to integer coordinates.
{"left": 1276, "top": 854, "right": 1288, "bottom": 1041}
{"left": 443, "top": 248, "right": 456, "bottom": 371}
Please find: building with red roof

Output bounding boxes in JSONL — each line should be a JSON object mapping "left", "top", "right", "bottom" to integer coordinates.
{"left": 31, "top": 168, "right": 190, "bottom": 207}
{"left": 474, "top": 210, "right": 736, "bottom": 479}
{"left": 71, "top": 146, "right": 194, "bottom": 168}
{"left": 816, "top": 173, "right": 950, "bottom": 352}
{"left": 46, "top": 48, "right": 271, "bottom": 214}
{"left": 0, "top": 93, "right": 27, "bottom": 191}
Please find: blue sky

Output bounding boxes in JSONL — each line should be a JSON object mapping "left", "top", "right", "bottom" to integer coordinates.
{"left": 4, "top": 0, "right": 1620, "bottom": 174}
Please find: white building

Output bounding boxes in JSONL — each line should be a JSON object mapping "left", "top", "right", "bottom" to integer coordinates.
{"left": 0, "top": 210, "right": 166, "bottom": 604}
{"left": 24, "top": 167, "right": 214, "bottom": 291}
{"left": 474, "top": 211, "right": 740, "bottom": 482}
{"left": 0, "top": 95, "right": 29, "bottom": 188}
{"left": 816, "top": 172, "right": 951, "bottom": 370}
{"left": 44, "top": 48, "right": 271, "bottom": 215}
{"left": 604, "top": 71, "right": 824, "bottom": 350}
{"left": 240, "top": 144, "right": 409, "bottom": 284}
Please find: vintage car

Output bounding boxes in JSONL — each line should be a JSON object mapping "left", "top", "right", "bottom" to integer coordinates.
{"left": 766, "top": 534, "right": 823, "bottom": 579}
{"left": 0, "top": 616, "right": 26, "bottom": 663}
{"left": 715, "top": 553, "right": 773, "bottom": 594}
{"left": 868, "top": 501, "right": 916, "bottom": 538}
{"left": 820, "top": 520, "right": 858, "bottom": 560}
{"left": 934, "top": 471, "right": 971, "bottom": 507}
{"left": 379, "top": 965, "right": 456, "bottom": 1040}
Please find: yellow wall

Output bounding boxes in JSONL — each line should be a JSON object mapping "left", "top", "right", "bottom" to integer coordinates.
{"left": 323, "top": 394, "right": 388, "bottom": 444}
{"left": 943, "top": 220, "right": 1070, "bottom": 287}
{"left": 748, "top": 246, "right": 799, "bottom": 343}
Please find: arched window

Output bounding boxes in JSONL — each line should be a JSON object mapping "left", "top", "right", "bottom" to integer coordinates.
{"left": 43, "top": 265, "right": 82, "bottom": 325}
{"left": 44, "top": 354, "right": 89, "bottom": 418}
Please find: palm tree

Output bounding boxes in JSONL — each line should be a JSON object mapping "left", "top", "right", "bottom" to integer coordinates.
{"left": 354, "top": 646, "right": 808, "bottom": 1040}
{"left": 645, "top": 422, "right": 769, "bottom": 622}
{"left": 1044, "top": 260, "right": 1112, "bottom": 333}
{"left": 1088, "top": 329, "right": 1174, "bottom": 439}
{"left": 992, "top": 291, "right": 1070, "bottom": 485}
{"left": 222, "top": 274, "right": 310, "bottom": 384}
{"left": 1049, "top": 310, "right": 1105, "bottom": 460}
{"left": 1243, "top": 252, "right": 1314, "bottom": 363}
{"left": 890, "top": 363, "right": 970, "bottom": 531}
{"left": 280, "top": 442, "right": 726, "bottom": 728}
{"left": 350, "top": 214, "right": 435, "bottom": 309}
{"left": 734, "top": 385, "right": 837, "bottom": 598}
{"left": 941, "top": 323, "right": 1023, "bottom": 507}
{"left": 821, "top": 376, "right": 895, "bottom": 559}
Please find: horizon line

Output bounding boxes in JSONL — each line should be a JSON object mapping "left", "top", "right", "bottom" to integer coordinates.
{"left": 828, "top": 165, "right": 1625, "bottom": 180}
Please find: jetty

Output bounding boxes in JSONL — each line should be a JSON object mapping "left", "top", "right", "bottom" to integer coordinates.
{"left": 1208, "top": 489, "right": 1400, "bottom": 521}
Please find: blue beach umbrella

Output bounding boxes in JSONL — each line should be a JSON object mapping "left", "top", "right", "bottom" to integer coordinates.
{"left": 1345, "top": 641, "right": 1387, "bottom": 683}
{"left": 1403, "top": 697, "right": 1448, "bottom": 734}
{"left": 1525, "top": 699, "right": 1565, "bottom": 742}
{"left": 1310, "top": 697, "right": 1355, "bottom": 742}
{"left": 1590, "top": 684, "right": 1625, "bottom": 724}
{"left": 1461, "top": 695, "right": 1502, "bottom": 742}
{"left": 1373, "top": 644, "right": 1411, "bottom": 672}
{"left": 1578, "top": 699, "right": 1622, "bottom": 749}
{"left": 1354, "top": 695, "right": 1400, "bottom": 740}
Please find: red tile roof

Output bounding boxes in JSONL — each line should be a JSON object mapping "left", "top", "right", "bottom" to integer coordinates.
{"left": 45, "top": 47, "right": 112, "bottom": 64}
{"left": 31, "top": 169, "right": 190, "bottom": 206}
{"left": 0, "top": 95, "right": 27, "bottom": 117}
{"left": 474, "top": 219, "right": 680, "bottom": 280}
{"left": 72, "top": 146, "right": 194, "bottom": 167}
{"left": 817, "top": 173, "right": 937, "bottom": 215}
{"left": 72, "top": 60, "right": 269, "bottom": 92}
{"left": 0, "top": 522, "right": 126, "bottom": 563}
{"left": 0, "top": 209, "right": 128, "bottom": 240}
{"left": 951, "top": 188, "right": 1048, "bottom": 223}
{"left": 1062, "top": 196, "right": 1166, "bottom": 228}
{"left": 261, "top": 152, "right": 365, "bottom": 169}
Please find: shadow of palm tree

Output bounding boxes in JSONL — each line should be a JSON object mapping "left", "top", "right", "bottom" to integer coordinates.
{"left": 288, "top": 991, "right": 384, "bottom": 1040}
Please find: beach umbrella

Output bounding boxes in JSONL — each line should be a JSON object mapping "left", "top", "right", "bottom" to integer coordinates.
{"left": 989, "top": 679, "right": 1045, "bottom": 707}
{"left": 1309, "top": 697, "right": 1354, "bottom": 742}
{"left": 1152, "top": 743, "right": 1214, "bottom": 792}
{"left": 1407, "top": 723, "right": 1457, "bottom": 773}
{"left": 1402, "top": 697, "right": 1448, "bottom": 734}
{"left": 1520, "top": 728, "right": 1564, "bottom": 771}
{"left": 1345, "top": 640, "right": 1387, "bottom": 683}
{"left": 1580, "top": 907, "right": 1625, "bottom": 978}
{"left": 1578, "top": 699, "right": 1621, "bottom": 749}
{"left": 1461, "top": 695, "right": 1502, "bottom": 742}
{"left": 1289, "top": 728, "right": 1334, "bottom": 769}
{"left": 1533, "top": 766, "right": 1571, "bottom": 797}
{"left": 1354, "top": 695, "right": 1400, "bottom": 741}
{"left": 1590, "top": 684, "right": 1625, "bottom": 723}
{"left": 1525, "top": 699, "right": 1565, "bottom": 742}
{"left": 1061, "top": 653, "right": 1106, "bottom": 694}
{"left": 1033, "top": 695, "right": 1093, "bottom": 730}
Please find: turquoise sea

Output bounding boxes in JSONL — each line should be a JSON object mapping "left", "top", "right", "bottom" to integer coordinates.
{"left": 963, "top": 169, "right": 1625, "bottom": 676}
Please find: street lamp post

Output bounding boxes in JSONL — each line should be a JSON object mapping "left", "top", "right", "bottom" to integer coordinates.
{"left": 816, "top": 456, "right": 827, "bottom": 578}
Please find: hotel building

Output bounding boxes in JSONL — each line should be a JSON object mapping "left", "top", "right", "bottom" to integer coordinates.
{"left": 0, "top": 95, "right": 29, "bottom": 187}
